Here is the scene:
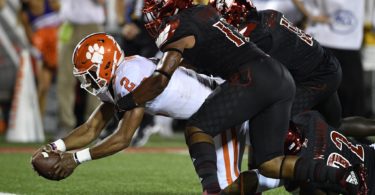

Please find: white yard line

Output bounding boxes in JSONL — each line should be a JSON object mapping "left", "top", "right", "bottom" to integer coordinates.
{"left": 0, "top": 192, "right": 17, "bottom": 195}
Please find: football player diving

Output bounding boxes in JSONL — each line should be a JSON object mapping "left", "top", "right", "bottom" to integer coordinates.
{"left": 32, "top": 33, "right": 247, "bottom": 189}
{"left": 32, "top": 33, "right": 368, "bottom": 195}
{"left": 222, "top": 111, "right": 374, "bottom": 195}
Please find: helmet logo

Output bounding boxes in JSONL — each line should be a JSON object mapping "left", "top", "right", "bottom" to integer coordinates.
{"left": 86, "top": 43, "right": 105, "bottom": 65}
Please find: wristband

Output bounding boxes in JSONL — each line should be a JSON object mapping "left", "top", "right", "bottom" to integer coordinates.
{"left": 73, "top": 152, "right": 80, "bottom": 165}
{"left": 155, "top": 70, "right": 171, "bottom": 80}
{"left": 163, "top": 48, "right": 183, "bottom": 55}
{"left": 74, "top": 148, "right": 92, "bottom": 164}
{"left": 117, "top": 92, "right": 138, "bottom": 111}
{"left": 50, "top": 139, "right": 66, "bottom": 152}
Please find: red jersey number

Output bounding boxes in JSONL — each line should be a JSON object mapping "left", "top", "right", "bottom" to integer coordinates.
{"left": 280, "top": 16, "right": 313, "bottom": 46}
{"left": 213, "top": 20, "right": 245, "bottom": 47}
{"left": 327, "top": 152, "right": 351, "bottom": 168}
{"left": 330, "top": 131, "right": 365, "bottom": 162}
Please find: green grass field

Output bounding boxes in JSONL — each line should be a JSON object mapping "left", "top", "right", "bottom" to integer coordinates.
{"left": 0, "top": 134, "right": 288, "bottom": 195}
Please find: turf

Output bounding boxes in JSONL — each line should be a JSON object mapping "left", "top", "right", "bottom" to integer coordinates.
{"left": 0, "top": 134, "right": 289, "bottom": 195}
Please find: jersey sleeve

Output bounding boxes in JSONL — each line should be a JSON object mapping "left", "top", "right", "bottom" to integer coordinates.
{"left": 155, "top": 14, "right": 199, "bottom": 50}
{"left": 112, "top": 58, "right": 155, "bottom": 101}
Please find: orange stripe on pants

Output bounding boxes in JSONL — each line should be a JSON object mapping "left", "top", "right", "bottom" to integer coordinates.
{"left": 221, "top": 131, "right": 233, "bottom": 184}
{"left": 231, "top": 128, "right": 240, "bottom": 177}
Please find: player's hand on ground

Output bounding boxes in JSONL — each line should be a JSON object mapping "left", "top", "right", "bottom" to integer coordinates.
{"left": 32, "top": 144, "right": 53, "bottom": 159}
{"left": 53, "top": 152, "right": 78, "bottom": 179}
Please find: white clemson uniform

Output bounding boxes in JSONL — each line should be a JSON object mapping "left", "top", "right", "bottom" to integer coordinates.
{"left": 98, "top": 55, "right": 246, "bottom": 189}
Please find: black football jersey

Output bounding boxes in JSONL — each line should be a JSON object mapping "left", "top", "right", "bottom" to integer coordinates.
{"left": 241, "top": 10, "right": 326, "bottom": 82}
{"left": 155, "top": 5, "right": 268, "bottom": 79}
{"left": 293, "top": 111, "right": 375, "bottom": 195}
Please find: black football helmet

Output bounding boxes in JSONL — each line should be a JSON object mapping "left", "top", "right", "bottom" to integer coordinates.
{"left": 209, "top": 0, "right": 256, "bottom": 28}
{"left": 284, "top": 121, "right": 306, "bottom": 155}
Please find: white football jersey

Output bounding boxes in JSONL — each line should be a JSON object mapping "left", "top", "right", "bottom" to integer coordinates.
{"left": 109, "top": 55, "right": 223, "bottom": 119}
{"left": 98, "top": 55, "right": 247, "bottom": 189}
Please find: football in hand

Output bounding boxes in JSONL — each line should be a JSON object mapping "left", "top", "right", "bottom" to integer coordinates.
{"left": 31, "top": 151, "right": 61, "bottom": 181}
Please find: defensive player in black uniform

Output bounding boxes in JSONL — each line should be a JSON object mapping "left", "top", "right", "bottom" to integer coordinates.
{"left": 210, "top": 0, "right": 342, "bottom": 128}
{"left": 209, "top": 0, "right": 346, "bottom": 190}
{"left": 285, "top": 111, "right": 373, "bottom": 195}
{"left": 211, "top": 0, "right": 375, "bottom": 147}
{"left": 223, "top": 111, "right": 372, "bottom": 195}
{"left": 116, "top": 0, "right": 362, "bottom": 194}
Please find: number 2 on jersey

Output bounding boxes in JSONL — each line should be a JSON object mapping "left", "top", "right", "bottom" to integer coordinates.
{"left": 120, "top": 77, "right": 136, "bottom": 92}
{"left": 326, "top": 131, "right": 365, "bottom": 168}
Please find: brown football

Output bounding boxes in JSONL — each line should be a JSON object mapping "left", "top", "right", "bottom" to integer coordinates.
{"left": 31, "top": 151, "right": 61, "bottom": 181}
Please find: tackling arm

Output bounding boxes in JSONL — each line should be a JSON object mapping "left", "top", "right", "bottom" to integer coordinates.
{"left": 117, "top": 35, "right": 195, "bottom": 110}
{"left": 52, "top": 107, "right": 145, "bottom": 179}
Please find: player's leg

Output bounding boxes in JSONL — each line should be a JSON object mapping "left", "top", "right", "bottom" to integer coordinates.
{"left": 249, "top": 95, "right": 293, "bottom": 176}
{"left": 217, "top": 62, "right": 360, "bottom": 194}
{"left": 186, "top": 57, "right": 295, "bottom": 194}
{"left": 33, "top": 28, "right": 57, "bottom": 118}
{"left": 37, "top": 66, "right": 53, "bottom": 117}
{"left": 214, "top": 126, "right": 245, "bottom": 189}
{"left": 247, "top": 131, "right": 284, "bottom": 193}
{"left": 220, "top": 169, "right": 284, "bottom": 195}
{"left": 291, "top": 56, "right": 342, "bottom": 128}
{"left": 185, "top": 126, "right": 220, "bottom": 193}
{"left": 313, "top": 92, "right": 342, "bottom": 128}
{"left": 215, "top": 122, "right": 283, "bottom": 194}
{"left": 56, "top": 36, "right": 77, "bottom": 136}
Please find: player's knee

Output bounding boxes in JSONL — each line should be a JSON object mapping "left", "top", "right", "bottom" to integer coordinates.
{"left": 261, "top": 61, "right": 295, "bottom": 102}
{"left": 270, "top": 61, "right": 296, "bottom": 100}
{"left": 185, "top": 126, "right": 214, "bottom": 146}
{"left": 258, "top": 156, "right": 284, "bottom": 178}
{"left": 279, "top": 70, "right": 295, "bottom": 100}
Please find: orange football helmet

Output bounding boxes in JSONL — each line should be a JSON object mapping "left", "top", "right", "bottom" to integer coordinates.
{"left": 72, "top": 33, "right": 124, "bottom": 96}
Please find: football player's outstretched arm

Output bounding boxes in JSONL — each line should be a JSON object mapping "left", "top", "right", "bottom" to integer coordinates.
{"left": 90, "top": 107, "right": 145, "bottom": 159}
{"left": 62, "top": 102, "right": 115, "bottom": 150}
{"left": 117, "top": 36, "right": 195, "bottom": 110}
{"left": 52, "top": 107, "right": 145, "bottom": 179}
{"left": 32, "top": 103, "right": 114, "bottom": 157}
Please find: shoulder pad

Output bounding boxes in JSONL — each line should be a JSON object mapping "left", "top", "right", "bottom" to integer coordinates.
{"left": 156, "top": 18, "right": 181, "bottom": 49}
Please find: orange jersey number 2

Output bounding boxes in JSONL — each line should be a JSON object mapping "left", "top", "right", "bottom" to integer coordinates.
{"left": 120, "top": 77, "right": 136, "bottom": 92}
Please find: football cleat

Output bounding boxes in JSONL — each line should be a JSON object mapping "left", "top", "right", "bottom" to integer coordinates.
{"left": 219, "top": 170, "right": 259, "bottom": 195}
